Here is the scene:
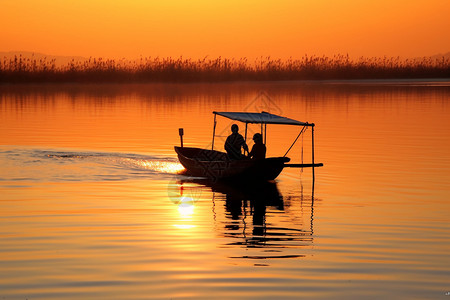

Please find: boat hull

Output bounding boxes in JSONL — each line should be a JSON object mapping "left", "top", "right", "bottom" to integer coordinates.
{"left": 175, "top": 146, "right": 289, "bottom": 181}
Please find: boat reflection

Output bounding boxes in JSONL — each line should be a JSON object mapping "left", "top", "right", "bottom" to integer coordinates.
{"left": 176, "top": 178, "right": 315, "bottom": 260}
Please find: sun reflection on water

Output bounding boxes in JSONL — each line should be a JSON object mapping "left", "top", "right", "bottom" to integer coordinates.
{"left": 178, "top": 197, "right": 195, "bottom": 217}
{"left": 173, "top": 196, "right": 197, "bottom": 229}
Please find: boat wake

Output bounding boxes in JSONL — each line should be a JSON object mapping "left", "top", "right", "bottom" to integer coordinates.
{"left": 0, "top": 147, "right": 185, "bottom": 182}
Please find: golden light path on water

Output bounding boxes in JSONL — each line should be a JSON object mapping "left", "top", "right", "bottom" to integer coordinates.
{"left": 151, "top": 160, "right": 199, "bottom": 232}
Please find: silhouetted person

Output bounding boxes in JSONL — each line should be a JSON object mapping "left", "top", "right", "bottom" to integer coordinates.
{"left": 225, "top": 124, "right": 248, "bottom": 160}
{"left": 249, "top": 133, "right": 266, "bottom": 160}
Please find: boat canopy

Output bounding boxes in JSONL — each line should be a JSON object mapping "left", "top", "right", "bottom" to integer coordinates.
{"left": 213, "top": 111, "right": 313, "bottom": 126}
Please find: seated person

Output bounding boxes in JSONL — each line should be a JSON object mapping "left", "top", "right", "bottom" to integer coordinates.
{"left": 249, "top": 133, "right": 266, "bottom": 160}
{"left": 225, "top": 124, "right": 248, "bottom": 160}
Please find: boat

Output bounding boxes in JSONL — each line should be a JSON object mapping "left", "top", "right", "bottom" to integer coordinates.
{"left": 175, "top": 146, "right": 290, "bottom": 180}
{"left": 175, "top": 111, "right": 323, "bottom": 181}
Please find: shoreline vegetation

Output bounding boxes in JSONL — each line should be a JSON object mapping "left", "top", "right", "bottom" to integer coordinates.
{"left": 1, "top": 54, "right": 449, "bottom": 83}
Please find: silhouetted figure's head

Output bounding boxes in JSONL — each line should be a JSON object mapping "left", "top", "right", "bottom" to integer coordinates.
{"left": 253, "top": 133, "right": 263, "bottom": 143}
{"left": 231, "top": 124, "right": 239, "bottom": 133}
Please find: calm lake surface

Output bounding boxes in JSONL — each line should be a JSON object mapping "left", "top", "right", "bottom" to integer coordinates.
{"left": 1, "top": 81, "right": 449, "bottom": 299}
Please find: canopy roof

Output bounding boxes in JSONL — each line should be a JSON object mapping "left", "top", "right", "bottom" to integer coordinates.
{"left": 213, "top": 111, "right": 313, "bottom": 126}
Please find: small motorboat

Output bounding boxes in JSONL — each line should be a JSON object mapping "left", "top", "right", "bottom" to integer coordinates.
{"left": 175, "top": 146, "right": 290, "bottom": 181}
{"left": 175, "top": 111, "right": 323, "bottom": 181}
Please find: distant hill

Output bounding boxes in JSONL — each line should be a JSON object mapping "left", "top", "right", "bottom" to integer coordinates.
{"left": 0, "top": 51, "right": 87, "bottom": 66}
{"left": 429, "top": 52, "right": 450, "bottom": 60}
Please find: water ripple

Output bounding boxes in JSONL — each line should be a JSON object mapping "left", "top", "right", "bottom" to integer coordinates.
{"left": 0, "top": 146, "right": 185, "bottom": 182}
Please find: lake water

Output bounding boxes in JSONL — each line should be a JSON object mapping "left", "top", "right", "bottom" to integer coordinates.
{"left": 1, "top": 81, "right": 449, "bottom": 299}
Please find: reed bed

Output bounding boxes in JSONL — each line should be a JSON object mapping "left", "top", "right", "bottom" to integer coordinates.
{"left": 1, "top": 54, "right": 449, "bottom": 83}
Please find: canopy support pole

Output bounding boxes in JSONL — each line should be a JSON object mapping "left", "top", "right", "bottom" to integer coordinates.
{"left": 244, "top": 122, "right": 248, "bottom": 155}
{"left": 244, "top": 122, "right": 248, "bottom": 142}
{"left": 212, "top": 114, "right": 217, "bottom": 150}
{"left": 264, "top": 123, "right": 267, "bottom": 145}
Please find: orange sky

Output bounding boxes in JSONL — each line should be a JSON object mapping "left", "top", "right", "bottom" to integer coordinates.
{"left": 1, "top": 0, "right": 449, "bottom": 60}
